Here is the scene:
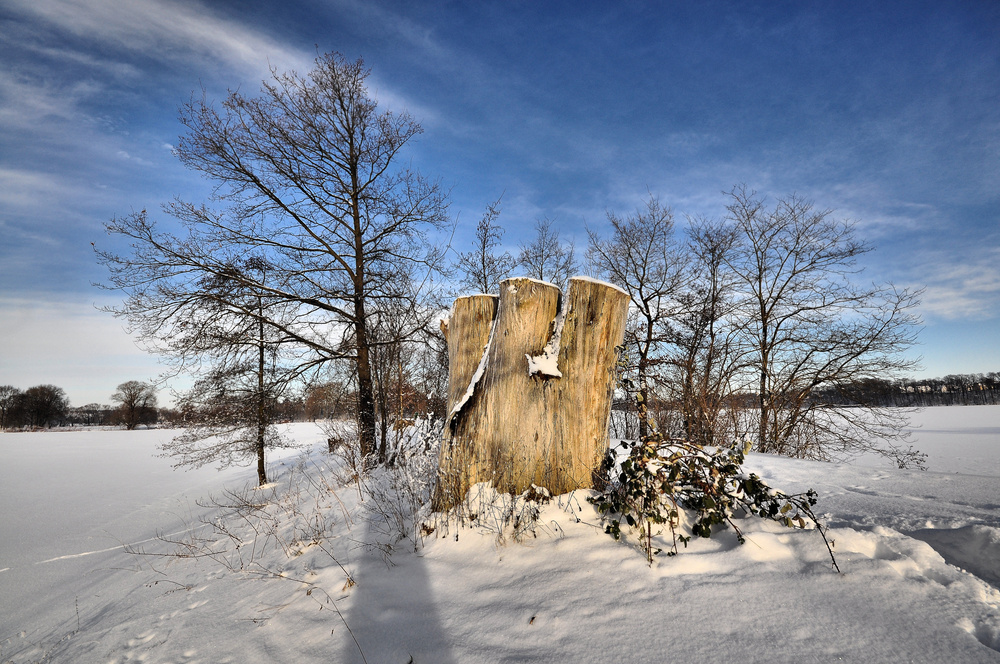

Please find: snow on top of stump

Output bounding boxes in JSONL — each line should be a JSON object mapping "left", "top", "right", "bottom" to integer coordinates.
{"left": 569, "top": 275, "right": 628, "bottom": 296}
{"left": 453, "top": 293, "right": 500, "bottom": 302}
{"left": 504, "top": 277, "right": 559, "bottom": 292}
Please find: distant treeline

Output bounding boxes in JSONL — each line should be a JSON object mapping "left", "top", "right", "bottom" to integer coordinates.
{"left": 813, "top": 372, "right": 1000, "bottom": 407}
{"left": 0, "top": 381, "right": 324, "bottom": 431}
{"left": 3, "top": 371, "right": 997, "bottom": 432}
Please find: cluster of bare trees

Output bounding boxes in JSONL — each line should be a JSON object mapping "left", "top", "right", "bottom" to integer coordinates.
{"left": 585, "top": 188, "right": 924, "bottom": 467}
{"left": 0, "top": 385, "right": 71, "bottom": 429}
{"left": 0, "top": 381, "right": 160, "bottom": 430}
{"left": 454, "top": 187, "right": 924, "bottom": 466}
{"left": 897, "top": 373, "right": 1000, "bottom": 406}
{"left": 815, "top": 373, "right": 1000, "bottom": 407}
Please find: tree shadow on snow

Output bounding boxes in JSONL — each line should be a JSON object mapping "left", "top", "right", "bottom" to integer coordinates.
{"left": 340, "top": 523, "right": 458, "bottom": 664}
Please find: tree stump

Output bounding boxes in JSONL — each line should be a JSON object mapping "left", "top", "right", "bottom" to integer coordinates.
{"left": 434, "top": 276, "right": 629, "bottom": 510}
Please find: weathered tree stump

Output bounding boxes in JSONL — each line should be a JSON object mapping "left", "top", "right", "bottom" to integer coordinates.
{"left": 434, "top": 276, "right": 629, "bottom": 510}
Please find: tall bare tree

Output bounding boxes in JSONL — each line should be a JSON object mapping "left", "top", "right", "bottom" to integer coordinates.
{"left": 98, "top": 53, "right": 449, "bottom": 462}
{"left": 723, "top": 185, "right": 923, "bottom": 466}
{"left": 587, "top": 195, "right": 686, "bottom": 439}
{"left": 154, "top": 257, "right": 298, "bottom": 484}
{"left": 455, "top": 196, "right": 515, "bottom": 294}
{"left": 110, "top": 380, "right": 158, "bottom": 430}
{"left": 662, "top": 217, "right": 745, "bottom": 445}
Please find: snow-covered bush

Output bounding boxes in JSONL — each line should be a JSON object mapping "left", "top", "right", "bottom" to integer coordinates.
{"left": 591, "top": 437, "right": 837, "bottom": 568}
{"left": 590, "top": 370, "right": 840, "bottom": 569}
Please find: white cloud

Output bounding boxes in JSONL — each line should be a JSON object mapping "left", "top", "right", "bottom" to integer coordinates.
{"left": 116, "top": 150, "right": 154, "bottom": 167}
{"left": 0, "top": 166, "right": 119, "bottom": 226}
{"left": 3, "top": 0, "right": 434, "bottom": 163}
{"left": 913, "top": 247, "right": 1000, "bottom": 321}
{"left": 7, "top": 0, "right": 313, "bottom": 83}
{"left": 366, "top": 79, "right": 443, "bottom": 127}
{"left": 0, "top": 168, "right": 67, "bottom": 209}
{"left": 808, "top": 182, "right": 938, "bottom": 237}
{"left": 0, "top": 69, "right": 80, "bottom": 130}
{"left": 328, "top": 0, "right": 452, "bottom": 65}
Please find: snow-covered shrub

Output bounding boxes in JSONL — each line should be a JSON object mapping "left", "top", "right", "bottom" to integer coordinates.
{"left": 591, "top": 374, "right": 839, "bottom": 569}
{"left": 357, "top": 417, "right": 443, "bottom": 559}
{"left": 591, "top": 437, "right": 837, "bottom": 568}
{"left": 434, "top": 481, "right": 555, "bottom": 546}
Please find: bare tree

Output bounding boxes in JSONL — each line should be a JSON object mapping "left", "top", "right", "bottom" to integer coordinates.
{"left": 587, "top": 196, "right": 686, "bottom": 439}
{"left": 518, "top": 218, "right": 578, "bottom": 289}
{"left": 723, "top": 185, "right": 923, "bottom": 466}
{"left": 662, "top": 217, "right": 746, "bottom": 446}
{"left": 97, "top": 53, "right": 449, "bottom": 462}
{"left": 0, "top": 385, "right": 21, "bottom": 430}
{"left": 110, "top": 380, "right": 158, "bottom": 430}
{"left": 150, "top": 257, "right": 299, "bottom": 485}
{"left": 165, "top": 365, "right": 294, "bottom": 484}
{"left": 455, "top": 196, "right": 515, "bottom": 294}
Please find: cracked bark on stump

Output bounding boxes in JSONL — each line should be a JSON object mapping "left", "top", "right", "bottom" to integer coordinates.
{"left": 434, "top": 276, "right": 629, "bottom": 510}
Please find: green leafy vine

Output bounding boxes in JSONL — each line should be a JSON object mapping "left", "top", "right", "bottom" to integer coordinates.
{"left": 590, "top": 368, "right": 840, "bottom": 570}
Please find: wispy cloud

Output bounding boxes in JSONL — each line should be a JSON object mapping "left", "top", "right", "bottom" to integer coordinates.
{"left": 912, "top": 247, "right": 1000, "bottom": 321}
{"left": 6, "top": 0, "right": 313, "bottom": 83}
{"left": 802, "top": 181, "right": 941, "bottom": 238}
{"left": 3, "top": 0, "right": 438, "bottom": 149}
{"left": 327, "top": 0, "right": 454, "bottom": 67}
{"left": 0, "top": 166, "right": 122, "bottom": 223}
{"left": 0, "top": 69, "right": 81, "bottom": 130}
{"left": 115, "top": 150, "right": 154, "bottom": 167}
{"left": 0, "top": 168, "right": 69, "bottom": 209}
{"left": 7, "top": 0, "right": 454, "bottom": 126}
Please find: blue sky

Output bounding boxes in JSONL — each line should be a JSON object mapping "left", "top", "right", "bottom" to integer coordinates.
{"left": 1, "top": 0, "right": 998, "bottom": 407}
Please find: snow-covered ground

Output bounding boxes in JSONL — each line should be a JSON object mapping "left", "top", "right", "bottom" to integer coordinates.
{"left": 2, "top": 408, "right": 999, "bottom": 663}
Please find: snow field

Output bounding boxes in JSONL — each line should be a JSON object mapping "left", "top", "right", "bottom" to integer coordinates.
{"left": 1, "top": 409, "right": 999, "bottom": 662}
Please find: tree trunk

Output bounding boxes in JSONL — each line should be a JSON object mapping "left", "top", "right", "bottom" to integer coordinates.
{"left": 435, "top": 277, "right": 629, "bottom": 510}
{"left": 256, "top": 304, "right": 268, "bottom": 486}
{"left": 354, "top": 298, "right": 378, "bottom": 461}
